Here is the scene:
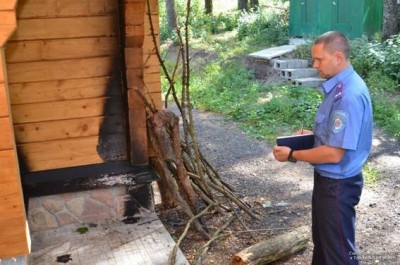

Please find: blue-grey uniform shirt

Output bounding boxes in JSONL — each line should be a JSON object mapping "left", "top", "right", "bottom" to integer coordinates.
{"left": 313, "top": 66, "right": 373, "bottom": 179}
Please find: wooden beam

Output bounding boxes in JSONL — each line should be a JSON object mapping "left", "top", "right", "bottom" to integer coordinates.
{"left": 0, "top": 117, "right": 13, "bottom": 150}
{"left": 10, "top": 16, "right": 118, "bottom": 41}
{"left": 0, "top": 24, "right": 16, "bottom": 50}
{"left": 145, "top": 0, "right": 159, "bottom": 15}
{"left": 8, "top": 76, "right": 118, "bottom": 105}
{"left": 0, "top": 10, "right": 16, "bottom": 25}
{"left": 22, "top": 162, "right": 158, "bottom": 197}
{"left": 0, "top": 149, "right": 30, "bottom": 258}
{"left": 125, "top": 47, "right": 143, "bottom": 69}
{"left": 11, "top": 97, "right": 123, "bottom": 124}
{"left": 150, "top": 91, "right": 162, "bottom": 110}
{"left": 129, "top": 127, "right": 148, "bottom": 165}
{"left": 0, "top": 0, "right": 17, "bottom": 10}
{"left": 16, "top": 0, "right": 117, "bottom": 19}
{"left": 0, "top": 217, "right": 30, "bottom": 258}
{"left": 18, "top": 136, "right": 104, "bottom": 171}
{"left": 13, "top": 116, "right": 125, "bottom": 144}
{"left": 7, "top": 56, "right": 116, "bottom": 83}
{"left": 5, "top": 37, "right": 119, "bottom": 63}
{"left": 144, "top": 14, "right": 159, "bottom": 33}
{"left": 0, "top": 83, "right": 8, "bottom": 117}
{"left": 143, "top": 52, "right": 159, "bottom": 68}
{"left": 142, "top": 34, "right": 160, "bottom": 55}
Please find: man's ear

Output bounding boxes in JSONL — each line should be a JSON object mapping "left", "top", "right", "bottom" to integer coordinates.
{"left": 334, "top": 51, "right": 345, "bottom": 65}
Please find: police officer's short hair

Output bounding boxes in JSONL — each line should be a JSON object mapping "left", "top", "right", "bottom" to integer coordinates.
{"left": 314, "top": 31, "right": 350, "bottom": 60}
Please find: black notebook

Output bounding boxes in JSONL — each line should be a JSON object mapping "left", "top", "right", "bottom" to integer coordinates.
{"left": 276, "top": 134, "right": 314, "bottom": 150}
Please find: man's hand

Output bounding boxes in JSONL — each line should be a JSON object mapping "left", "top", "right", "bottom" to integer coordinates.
{"left": 273, "top": 146, "right": 291, "bottom": 162}
{"left": 296, "top": 128, "right": 313, "bottom": 135}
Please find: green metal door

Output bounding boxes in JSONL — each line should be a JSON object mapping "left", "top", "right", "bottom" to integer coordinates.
{"left": 289, "top": 0, "right": 318, "bottom": 37}
{"left": 364, "top": 0, "right": 383, "bottom": 37}
{"left": 328, "top": 0, "right": 363, "bottom": 38}
{"left": 290, "top": 0, "right": 382, "bottom": 38}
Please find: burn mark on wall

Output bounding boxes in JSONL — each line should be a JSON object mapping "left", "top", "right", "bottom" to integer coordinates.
{"left": 96, "top": 59, "right": 128, "bottom": 162}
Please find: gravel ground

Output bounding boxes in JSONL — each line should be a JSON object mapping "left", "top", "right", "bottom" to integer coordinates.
{"left": 157, "top": 105, "right": 400, "bottom": 265}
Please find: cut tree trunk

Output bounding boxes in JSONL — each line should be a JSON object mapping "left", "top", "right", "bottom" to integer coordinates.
{"left": 232, "top": 226, "right": 311, "bottom": 265}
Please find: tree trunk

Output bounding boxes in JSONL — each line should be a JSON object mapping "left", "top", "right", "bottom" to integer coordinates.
{"left": 166, "top": 0, "right": 177, "bottom": 30}
{"left": 150, "top": 157, "right": 177, "bottom": 209}
{"left": 232, "top": 226, "right": 311, "bottom": 265}
{"left": 238, "top": 0, "right": 248, "bottom": 12}
{"left": 382, "top": 0, "right": 400, "bottom": 39}
{"left": 250, "top": 0, "right": 259, "bottom": 10}
{"left": 205, "top": 0, "right": 213, "bottom": 15}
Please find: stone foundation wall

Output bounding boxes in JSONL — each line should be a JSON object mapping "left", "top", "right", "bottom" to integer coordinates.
{"left": 28, "top": 186, "right": 128, "bottom": 232}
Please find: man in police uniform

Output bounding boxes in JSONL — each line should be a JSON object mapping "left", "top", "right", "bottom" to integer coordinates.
{"left": 273, "top": 31, "right": 373, "bottom": 265}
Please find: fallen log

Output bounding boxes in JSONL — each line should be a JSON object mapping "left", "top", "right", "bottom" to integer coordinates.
{"left": 232, "top": 225, "right": 311, "bottom": 265}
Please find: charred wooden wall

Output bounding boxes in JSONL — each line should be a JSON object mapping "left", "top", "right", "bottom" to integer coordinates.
{"left": 0, "top": 0, "right": 161, "bottom": 259}
{"left": 6, "top": 0, "right": 125, "bottom": 172}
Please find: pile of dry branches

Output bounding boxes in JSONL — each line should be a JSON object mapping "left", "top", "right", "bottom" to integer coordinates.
{"left": 134, "top": 0, "right": 259, "bottom": 264}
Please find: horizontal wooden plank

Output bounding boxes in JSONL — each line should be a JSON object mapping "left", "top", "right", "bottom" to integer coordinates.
{"left": 125, "top": 35, "right": 144, "bottom": 47}
{"left": 143, "top": 52, "right": 160, "bottom": 68}
{"left": 0, "top": 117, "right": 13, "bottom": 150}
{"left": 17, "top": 137, "right": 104, "bottom": 171}
{"left": 0, "top": 24, "right": 17, "bottom": 47}
{"left": 125, "top": 47, "right": 143, "bottom": 69}
{"left": 0, "top": 0, "right": 17, "bottom": 10}
{"left": 14, "top": 116, "right": 126, "bottom": 144}
{"left": 144, "top": 71, "right": 161, "bottom": 84}
{"left": 144, "top": 14, "right": 159, "bottom": 32}
{"left": 145, "top": 0, "right": 159, "bottom": 15}
{"left": 7, "top": 56, "right": 116, "bottom": 83}
{"left": 145, "top": 80, "right": 161, "bottom": 93}
{"left": 129, "top": 127, "right": 148, "bottom": 165}
{"left": 10, "top": 16, "right": 118, "bottom": 41}
{"left": 0, "top": 217, "right": 30, "bottom": 258}
{"left": 126, "top": 71, "right": 160, "bottom": 93}
{"left": 0, "top": 10, "right": 16, "bottom": 24}
{"left": 150, "top": 91, "right": 162, "bottom": 109}
{"left": 5, "top": 37, "right": 119, "bottom": 63}
{"left": 125, "top": 2, "right": 145, "bottom": 14}
{"left": 142, "top": 34, "right": 160, "bottom": 55}
{"left": 17, "top": 0, "right": 117, "bottom": 19}
{"left": 0, "top": 149, "right": 29, "bottom": 258}
{"left": 8, "top": 76, "right": 122, "bottom": 105}
{"left": 125, "top": 25, "right": 144, "bottom": 37}
{"left": 12, "top": 97, "right": 124, "bottom": 124}
{"left": 0, "top": 82, "right": 8, "bottom": 117}
{"left": 134, "top": 91, "right": 162, "bottom": 110}
{"left": 125, "top": 12, "right": 144, "bottom": 26}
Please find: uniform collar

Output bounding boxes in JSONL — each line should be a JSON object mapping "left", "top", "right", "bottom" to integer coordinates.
{"left": 322, "top": 66, "right": 354, "bottom": 94}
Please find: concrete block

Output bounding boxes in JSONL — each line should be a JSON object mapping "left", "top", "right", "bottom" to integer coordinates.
{"left": 281, "top": 68, "right": 318, "bottom": 80}
{"left": 293, "top": 77, "right": 326, "bottom": 88}
{"left": 273, "top": 59, "right": 308, "bottom": 69}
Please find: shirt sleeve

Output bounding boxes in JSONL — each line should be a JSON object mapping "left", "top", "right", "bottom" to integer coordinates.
{"left": 325, "top": 95, "right": 365, "bottom": 150}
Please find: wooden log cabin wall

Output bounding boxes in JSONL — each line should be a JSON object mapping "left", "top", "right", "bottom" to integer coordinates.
{"left": 0, "top": 0, "right": 161, "bottom": 259}
{"left": 0, "top": 0, "right": 31, "bottom": 259}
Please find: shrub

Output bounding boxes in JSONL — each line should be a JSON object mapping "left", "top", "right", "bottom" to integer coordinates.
{"left": 237, "top": 8, "right": 289, "bottom": 46}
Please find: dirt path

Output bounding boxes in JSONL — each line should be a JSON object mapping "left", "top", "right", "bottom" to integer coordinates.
{"left": 158, "top": 106, "right": 400, "bottom": 265}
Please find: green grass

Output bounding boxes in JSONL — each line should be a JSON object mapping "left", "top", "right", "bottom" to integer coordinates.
{"left": 363, "top": 162, "right": 382, "bottom": 186}
{"left": 188, "top": 59, "right": 322, "bottom": 141}
{"left": 158, "top": 1, "right": 400, "bottom": 189}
